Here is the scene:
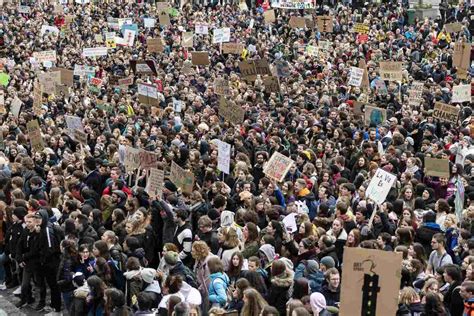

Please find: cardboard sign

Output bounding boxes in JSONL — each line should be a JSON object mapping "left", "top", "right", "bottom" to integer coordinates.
{"left": 239, "top": 59, "right": 271, "bottom": 79}
{"left": 222, "top": 42, "right": 244, "bottom": 55}
{"left": 181, "top": 32, "right": 194, "bottom": 48}
{"left": 0, "top": 90, "right": 5, "bottom": 115}
{"left": 147, "top": 37, "right": 165, "bottom": 53}
{"left": 353, "top": 22, "right": 370, "bottom": 34}
{"left": 289, "top": 16, "right": 306, "bottom": 28}
{"left": 214, "top": 78, "right": 231, "bottom": 96}
{"left": 146, "top": 168, "right": 164, "bottom": 198}
{"left": 124, "top": 146, "right": 141, "bottom": 171}
{"left": 191, "top": 52, "right": 209, "bottom": 65}
{"left": 195, "top": 23, "right": 209, "bottom": 35}
{"left": 270, "top": 0, "right": 316, "bottom": 9}
{"left": 32, "top": 50, "right": 57, "bottom": 63}
{"left": 32, "top": 84, "right": 43, "bottom": 116}
{"left": 59, "top": 68, "right": 74, "bottom": 87}
{"left": 10, "top": 97, "right": 22, "bottom": 118}
{"left": 26, "top": 120, "right": 45, "bottom": 152}
{"left": 138, "top": 83, "right": 159, "bottom": 105}
{"left": 274, "top": 60, "right": 291, "bottom": 78}
{"left": 365, "top": 168, "right": 397, "bottom": 204}
{"left": 212, "top": 28, "right": 231, "bottom": 44}
{"left": 379, "top": 62, "right": 403, "bottom": 81}
{"left": 139, "top": 150, "right": 159, "bottom": 169}
{"left": 316, "top": 15, "right": 333, "bottom": 32}
{"left": 118, "top": 77, "right": 133, "bottom": 87}
{"left": 263, "top": 151, "right": 294, "bottom": 183}
{"left": 433, "top": 102, "right": 460, "bottom": 124}
{"left": 452, "top": 84, "right": 471, "bottom": 103}
{"left": 348, "top": 67, "right": 364, "bottom": 87}
{"left": 264, "top": 9, "right": 276, "bottom": 23}
{"left": 408, "top": 81, "right": 424, "bottom": 106}
{"left": 38, "top": 71, "right": 61, "bottom": 95}
{"left": 82, "top": 47, "right": 108, "bottom": 57}
{"left": 445, "top": 22, "right": 463, "bottom": 33}
{"left": 359, "top": 59, "right": 370, "bottom": 90}
{"left": 357, "top": 34, "right": 369, "bottom": 44}
{"left": 365, "top": 105, "right": 387, "bottom": 127}
{"left": 170, "top": 161, "right": 194, "bottom": 194}
{"left": 217, "top": 140, "right": 231, "bottom": 174}
{"left": 219, "top": 96, "right": 245, "bottom": 125}
{"left": 263, "top": 76, "right": 280, "bottom": 93}
{"left": 340, "top": 248, "right": 403, "bottom": 316}
{"left": 130, "top": 60, "right": 158, "bottom": 76}
{"left": 453, "top": 42, "right": 471, "bottom": 72}
{"left": 159, "top": 11, "right": 170, "bottom": 26}
{"left": 425, "top": 157, "right": 450, "bottom": 179}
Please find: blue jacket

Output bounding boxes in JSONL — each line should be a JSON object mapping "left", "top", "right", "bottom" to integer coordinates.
{"left": 294, "top": 263, "right": 324, "bottom": 293}
{"left": 209, "top": 272, "right": 230, "bottom": 306}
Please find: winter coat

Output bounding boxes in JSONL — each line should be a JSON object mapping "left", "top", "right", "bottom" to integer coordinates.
{"left": 320, "top": 284, "right": 340, "bottom": 308}
{"left": 217, "top": 245, "right": 240, "bottom": 271}
{"left": 15, "top": 228, "right": 40, "bottom": 272}
{"left": 70, "top": 284, "right": 90, "bottom": 316}
{"left": 208, "top": 272, "right": 230, "bottom": 307}
{"left": 5, "top": 221, "right": 24, "bottom": 256}
{"left": 294, "top": 261, "right": 324, "bottom": 293}
{"left": 194, "top": 254, "right": 217, "bottom": 297}
{"left": 415, "top": 222, "right": 442, "bottom": 255}
{"left": 268, "top": 269, "right": 294, "bottom": 316}
{"left": 124, "top": 269, "right": 143, "bottom": 307}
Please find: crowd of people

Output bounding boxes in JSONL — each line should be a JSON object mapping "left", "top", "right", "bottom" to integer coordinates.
{"left": 0, "top": 0, "right": 474, "bottom": 315}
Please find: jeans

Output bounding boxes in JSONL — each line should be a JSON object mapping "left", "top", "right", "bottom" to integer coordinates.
{"left": 20, "top": 268, "right": 35, "bottom": 302}
{"left": 0, "top": 252, "right": 6, "bottom": 283}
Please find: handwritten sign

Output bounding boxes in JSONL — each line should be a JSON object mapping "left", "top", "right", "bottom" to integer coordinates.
{"left": 316, "top": 15, "right": 333, "bottom": 33}
{"left": 26, "top": 120, "right": 45, "bottom": 152}
{"left": 270, "top": 0, "right": 316, "bottom": 9}
{"left": 408, "top": 82, "right": 424, "bottom": 106}
{"left": 191, "top": 52, "right": 209, "bottom": 66}
{"left": 445, "top": 22, "right": 463, "bottom": 33}
{"left": 33, "top": 50, "right": 57, "bottom": 63}
{"left": 219, "top": 96, "right": 245, "bottom": 125}
{"left": 124, "top": 146, "right": 141, "bottom": 171}
{"left": 365, "top": 105, "right": 387, "bottom": 127}
{"left": 217, "top": 140, "right": 231, "bottom": 174}
{"left": 365, "top": 168, "right": 396, "bottom": 204}
{"left": 452, "top": 84, "right": 471, "bottom": 103}
{"left": 425, "top": 157, "right": 450, "bottom": 179}
{"left": 65, "top": 115, "right": 87, "bottom": 144}
{"left": 146, "top": 168, "right": 164, "bottom": 198}
{"left": 353, "top": 23, "right": 370, "bottom": 34}
{"left": 82, "top": 47, "right": 108, "bottom": 57}
{"left": 138, "top": 83, "right": 159, "bottom": 105}
{"left": 181, "top": 32, "right": 194, "bottom": 48}
{"left": 433, "top": 102, "right": 460, "bottom": 124}
{"left": 195, "top": 23, "right": 209, "bottom": 35}
{"left": 264, "top": 9, "right": 276, "bottom": 23}
{"left": 139, "top": 150, "right": 159, "bottom": 169}
{"left": 263, "top": 152, "right": 294, "bottom": 183}
{"left": 222, "top": 42, "right": 244, "bottom": 55}
{"left": 348, "top": 67, "right": 364, "bottom": 87}
{"left": 263, "top": 76, "right": 280, "bottom": 93}
{"left": 147, "top": 37, "right": 165, "bottom": 53}
{"left": 214, "top": 79, "right": 231, "bottom": 96}
{"left": 170, "top": 161, "right": 194, "bottom": 194}
{"left": 379, "top": 62, "right": 403, "bottom": 81}
{"left": 212, "top": 28, "right": 231, "bottom": 44}
{"left": 289, "top": 16, "right": 306, "bottom": 28}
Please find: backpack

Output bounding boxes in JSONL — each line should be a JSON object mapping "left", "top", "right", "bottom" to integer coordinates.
{"left": 181, "top": 264, "right": 198, "bottom": 288}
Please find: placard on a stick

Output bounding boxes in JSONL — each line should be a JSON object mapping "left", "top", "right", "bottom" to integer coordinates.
{"left": 433, "top": 102, "right": 459, "bottom": 124}
{"left": 26, "top": 120, "right": 45, "bottom": 152}
{"left": 191, "top": 52, "right": 209, "bottom": 65}
{"left": 340, "top": 248, "right": 403, "bottom": 316}
{"left": 316, "top": 15, "right": 333, "bottom": 33}
{"left": 425, "top": 157, "right": 450, "bottom": 179}
{"left": 170, "top": 161, "right": 194, "bottom": 194}
{"left": 379, "top": 61, "right": 403, "bottom": 81}
{"left": 147, "top": 37, "right": 165, "bottom": 53}
{"left": 218, "top": 96, "right": 245, "bottom": 125}
{"left": 365, "top": 168, "right": 397, "bottom": 205}
{"left": 263, "top": 152, "right": 294, "bottom": 183}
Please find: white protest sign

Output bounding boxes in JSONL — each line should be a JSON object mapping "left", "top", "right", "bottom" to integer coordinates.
{"left": 82, "top": 47, "right": 108, "bottom": 57}
{"left": 348, "top": 67, "right": 364, "bottom": 87}
{"left": 74, "top": 65, "right": 95, "bottom": 77}
{"left": 146, "top": 168, "right": 164, "bottom": 198}
{"left": 18, "top": 5, "right": 31, "bottom": 13}
{"left": 195, "top": 23, "right": 209, "bottom": 35}
{"left": 365, "top": 168, "right": 397, "bottom": 205}
{"left": 452, "top": 84, "right": 471, "bottom": 103}
{"left": 144, "top": 18, "right": 156, "bottom": 28}
{"left": 212, "top": 28, "right": 231, "bottom": 44}
{"left": 32, "top": 50, "right": 57, "bottom": 63}
{"left": 263, "top": 152, "right": 294, "bottom": 183}
{"left": 173, "top": 99, "right": 182, "bottom": 112}
{"left": 123, "top": 29, "right": 136, "bottom": 47}
{"left": 40, "top": 25, "right": 60, "bottom": 37}
{"left": 282, "top": 213, "right": 297, "bottom": 233}
{"left": 10, "top": 97, "right": 22, "bottom": 118}
{"left": 408, "top": 82, "right": 424, "bottom": 106}
{"left": 217, "top": 140, "right": 231, "bottom": 174}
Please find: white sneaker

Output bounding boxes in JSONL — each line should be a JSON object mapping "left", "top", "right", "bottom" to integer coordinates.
{"left": 12, "top": 286, "right": 21, "bottom": 295}
{"left": 44, "top": 312, "right": 62, "bottom": 316}
{"left": 0, "top": 283, "right": 6, "bottom": 290}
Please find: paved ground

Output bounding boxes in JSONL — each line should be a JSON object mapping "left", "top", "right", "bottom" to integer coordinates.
{"left": 0, "top": 287, "right": 45, "bottom": 316}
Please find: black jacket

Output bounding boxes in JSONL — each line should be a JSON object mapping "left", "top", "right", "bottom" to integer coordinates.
{"left": 444, "top": 281, "right": 463, "bottom": 316}
{"left": 320, "top": 284, "right": 340, "bottom": 308}
{"left": 16, "top": 228, "right": 40, "bottom": 272}
{"left": 415, "top": 223, "right": 442, "bottom": 255}
{"left": 5, "top": 221, "right": 24, "bottom": 256}
{"left": 37, "top": 209, "right": 61, "bottom": 266}
{"left": 267, "top": 271, "right": 293, "bottom": 316}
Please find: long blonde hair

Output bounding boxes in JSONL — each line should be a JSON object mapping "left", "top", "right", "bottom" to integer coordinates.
{"left": 399, "top": 286, "right": 419, "bottom": 305}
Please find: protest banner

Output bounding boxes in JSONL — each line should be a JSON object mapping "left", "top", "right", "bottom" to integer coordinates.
{"left": 195, "top": 23, "right": 209, "bottom": 35}
{"left": 147, "top": 37, "right": 165, "bottom": 53}
{"left": 353, "top": 22, "right": 370, "bottom": 34}
{"left": 263, "top": 9, "right": 276, "bottom": 23}
{"left": 433, "top": 102, "right": 460, "bottom": 124}
{"left": 214, "top": 78, "right": 231, "bottom": 96}
{"left": 222, "top": 42, "right": 244, "bottom": 54}
{"left": 212, "top": 28, "right": 231, "bottom": 44}
{"left": 289, "top": 16, "right": 306, "bottom": 28}
{"left": 26, "top": 120, "right": 45, "bottom": 152}
{"left": 170, "top": 161, "right": 194, "bottom": 194}
{"left": 316, "top": 15, "right": 333, "bottom": 32}
{"left": 217, "top": 140, "right": 231, "bottom": 174}
{"left": 0, "top": 90, "right": 4, "bottom": 115}
{"left": 191, "top": 52, "right": 210, "bottom": 65}
{"left": 181, "top": 32, "right": 194, "bottom": 48}
{"left": 408, "top": 81, "right": 424, "bottom": 106}
{"left": 32, "top": 83, "right": 42, "bottom": 116}
{"left": 130, "top": 60, "right": 158, "bottom": 76}
{"left": 73, "top": 65, "right": 95, "bottom": 77}
{"left": 146, "top": 168, "right": 164, "bottom": 198}
{"left": 365, "top": 168, "right": 397, "bottom": 205}
{"left": 364, "top": 105, "right": 387, "bottom": 127}
{"left": 262, "top": 76, "right": 280, "bottom": 93}
{"left": 138, "top": 83, "right": 159, "bottom": 105}
{"left": 425, "top": 157, "right": 450, "bottom": 179}
{"left": 82, "top": 47, "right": 108, "bottom": 57}
{"left": 379, "top": 61, "right": 403, "bottom": 81}
{"left": 452, "top": 84, "right": 471, "bottom": 103}
{"left": 124, "top": 146, "right": 141, "bottom": 171}
{"left": 239, "top": 59, "right": 271, "bottom": 79}
{"left": 139, "top": 150, "right": 159, "bottom": 169}
{"left": 270, "top": 0, "right": 316, "bottom": 9}
{"left": 33, "top": 50, "right": 57, "bottom": 63}
{"left": 41, "top": 25, "right": 60, "bottom": 37}
{"left": 105, "top": 32, "right": 116, "bottom": 49}
{"left": 263, "top": 152, "right": 294, "bottom": 183}
{"left": 65, "top": 115, "right": 87, "bottom": 144}
{"left": 218, "top": 96, "right": 245, "bottom": 125}
{"left": 348, "top": 67, "right": 364, "bottom": 87}
{"left": 453, "top": 42, "right": 471, "bottom": 78}
{"left": 340, "top": 248, "right": 403, "bottom": 316}
{"left": 444, "top": 22, "right": 463, "bottom": 33}
{"left": 274, "top": 60, "right": 290, "bottom": 78}
{"left": 38, "top": 71, "right": 61, "bottom": 95}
